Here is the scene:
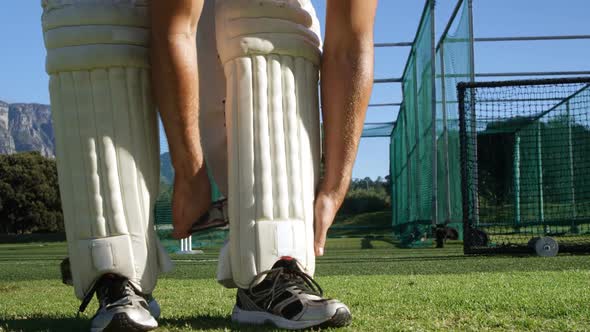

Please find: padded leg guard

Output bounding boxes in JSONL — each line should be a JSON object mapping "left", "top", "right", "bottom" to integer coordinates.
{"left": 215, "top": 0, "right": 322, "bottom": 289}
{"left": 42, "top": 0, "right": 172, "bottom": 300}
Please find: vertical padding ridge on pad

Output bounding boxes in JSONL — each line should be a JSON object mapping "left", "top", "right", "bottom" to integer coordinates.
{"left": 114, "top": 67, "right": 144, "bottom": 236}
{"left": 71, "top": 71, "right": 108, "bottom": 238}
{"left": 104, "top": 68, "right": 131, "bottom": 236}
{"left": 139, "top": 69, "right": 160, "bottom": 215}
{"left": 225, "top": 60, "right": 240, "bottom": 283}
{"left": 304, "top": 60, "right": 320, "bottom": 275}
{"left": 253, "top": 55, "right": 274, "bottom": 220}
{"left": 86, "top": 70, "right": 112, "bottom": 237}
{"left": 236, "top": 57, "right": 257, "bottom": 281}
{"left": 226, "top": 59, "right": 255, "bottom": 286}
{"left": 268, "top": 55, "right": 289, "bottom": 219}
{"left": 302, "top": 58, "right": 319, "bottom": 275}
{"left": 49, "top": 74, "right": 80, "bottom": 285}
{"left": 281, "top": 56, "right": 304, "bottom": 221}
{"left": 57, "top": 71, "right": 97, "bottom": 239}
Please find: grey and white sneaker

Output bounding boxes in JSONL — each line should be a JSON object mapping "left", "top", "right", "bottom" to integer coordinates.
{"left": 78, "top": 274, "right": 158, "bottom": 332}
{"left": 232, "top": 257, "right": 352, "bottom": 330}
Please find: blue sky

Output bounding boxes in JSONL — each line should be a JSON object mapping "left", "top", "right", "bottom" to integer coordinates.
{"left": 0, "top": 0, "right": 588, "bottom": 179}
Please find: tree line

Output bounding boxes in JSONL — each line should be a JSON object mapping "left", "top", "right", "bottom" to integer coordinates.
{"left": 0, "top": 152, "right": 392, "bottom": 233}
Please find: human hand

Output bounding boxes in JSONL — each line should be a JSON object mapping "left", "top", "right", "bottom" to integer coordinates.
{"left": 171, "top": 168, "right": 212, "bottom": 239}
{"left": 313, "top": 189, "right": 345, "bottom": 256}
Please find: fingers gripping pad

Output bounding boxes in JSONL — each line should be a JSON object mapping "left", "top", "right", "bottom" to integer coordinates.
{"left": 216, "top": 0, "right": 322, "bottom": 288}
{"left": 42, "top": 0, "right": 172, "bottom": 299}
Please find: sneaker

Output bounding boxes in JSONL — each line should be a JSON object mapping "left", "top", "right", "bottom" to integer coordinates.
{"left": 78, "top": 274, "right": 158, "bottom": 332}
{"left": 232, "top": 257, "right": 352, "bottom": 330}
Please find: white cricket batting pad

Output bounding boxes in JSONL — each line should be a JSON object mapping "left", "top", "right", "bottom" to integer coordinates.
{"left": 215, "top": 0, "right": 322, "bottom": 289}
{"left": 42, "top": 0, "right": 172, "bottom": 300}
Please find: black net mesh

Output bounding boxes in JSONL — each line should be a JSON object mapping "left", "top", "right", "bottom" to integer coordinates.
{"left": 459, "top": 77, "right": 590, "bottom": 254}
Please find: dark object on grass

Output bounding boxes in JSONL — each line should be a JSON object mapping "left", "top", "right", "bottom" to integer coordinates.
{"left": 361, "top": 237, "right": 374, "bottom": 249}
{"left": 60, "top": 257, "right": 73, "bottom": 286}
{"left": 434, "top": 226, "right": 460, "bottom": 248}
{"left": 468, "top": 228, "right": 489, "bottom": 247}
{"left": 533, "top": 237, "right": 559, "bottom": 257}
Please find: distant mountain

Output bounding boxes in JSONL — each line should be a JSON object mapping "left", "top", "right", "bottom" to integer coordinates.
{"left": 0, "top": 100, "right": 54, "bottom": 158}
{"left": 0, "top": 99, "right": 175, "bottom": 185}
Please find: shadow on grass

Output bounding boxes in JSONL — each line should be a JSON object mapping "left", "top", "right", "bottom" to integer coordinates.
{"left": 161, "top": 315, "right": 334, "bottom": 331}
{"left": 1, "top": 316, "right": 87, "bottom": 332}
{"left": 159, "top": 315, "right": 231, "bottom": 330}
{"left": 1, "top": 315, "right": 282, "bottom": 332}
{"left": 160, "top": 315, "right": 283, "bottom": 331}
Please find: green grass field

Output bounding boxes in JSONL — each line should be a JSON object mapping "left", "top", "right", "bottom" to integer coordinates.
{"left": 1, "top": 239, "right": 590, "bottom": 331}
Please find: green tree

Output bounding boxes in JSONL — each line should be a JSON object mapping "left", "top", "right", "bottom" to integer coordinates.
{"left": 0, "top": 152, "right": 63, "bottom": 234}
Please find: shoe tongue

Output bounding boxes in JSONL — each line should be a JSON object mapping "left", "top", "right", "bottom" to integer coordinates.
{"left": 272, "top": 256, "right": 300, "bottom": 271}
{"left": 98, "top": 275, "right": 129, "bottom": 300}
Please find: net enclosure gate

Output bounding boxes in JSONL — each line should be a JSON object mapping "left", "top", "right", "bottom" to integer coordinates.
{"left": 459, "top": 77, "right": 590, "bottom": 255}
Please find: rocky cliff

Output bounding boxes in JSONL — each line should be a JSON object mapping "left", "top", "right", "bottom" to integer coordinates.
{"left": 0, "top": 101, "right": 174, "bottom": 181}
{"left": 0, "top": 100, "right": 55, "bottom": 158}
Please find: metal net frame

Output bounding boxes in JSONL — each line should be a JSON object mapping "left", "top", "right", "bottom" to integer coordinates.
{"left": 459, "top": 77, "right": 590, "bottom": 254}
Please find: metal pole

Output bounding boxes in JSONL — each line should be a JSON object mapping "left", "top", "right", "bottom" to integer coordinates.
{"left": 403, "top": 106, "right": 412, "bottom": 223}
{"left": 475, "top": 35, "right": 590, "bottom": 42}
{"left": 369, "top": 103, "right": 403, "bottom": 107}
{"left": 375, "top": 42, "right": 414, "bottom": 47}
{"left": 375, "top": 78, "right": 403, "bottom": 84}
{"left": 412, "top": 57, "right": 422, "bottom": 223}
{"left": 430, "top": 0, "right": 438, "bottom": 228}
{"left": 476, "top": 71, "right": 590, "bottom": 78}
{"left": 439, "top": 44, "right": 453, "bottom": 224}
{"left": 566, "top": 101, "right": 577, "bottom": 223}
{"left": 436, "top": 97, "right": 565, "bottom": 103}
{"left": 391, "top": 136, "right": 398, "bottom": 227}
{"left": 468, "top": 0, "right": 475, "bottom": 84}
{"left": 536, "top": 122, "right": 545, "bottom": 230}
{"left": 514, "top": 134, "right": 521, "bottom": 226}
{"left": 468, "top": 0, "right": 479, "bottom": 225}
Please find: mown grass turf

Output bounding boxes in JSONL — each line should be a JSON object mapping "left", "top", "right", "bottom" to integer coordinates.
{"left": 1, "top": 239, "right": 590, "bottom": 331}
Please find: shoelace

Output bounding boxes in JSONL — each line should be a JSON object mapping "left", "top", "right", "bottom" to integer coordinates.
{"left": 77, "top": 275, "right": 135, "bottom": 317}
{"left": 248, "top": 266, "right": 324, "bottom": 311}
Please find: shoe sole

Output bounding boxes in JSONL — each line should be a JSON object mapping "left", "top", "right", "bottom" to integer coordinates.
{"left": 92, "top": 313, "right": 158, "bottom": 332}
{"left": 232, "top": 305, "right": 352, "bottom": 330}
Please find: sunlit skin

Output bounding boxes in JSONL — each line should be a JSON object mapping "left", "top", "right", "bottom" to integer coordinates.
{"left": 151, "top": 0, "right": 209, "bottom": 240}
{"left": 150, "top": 0, "right": 377, "bottom": 253}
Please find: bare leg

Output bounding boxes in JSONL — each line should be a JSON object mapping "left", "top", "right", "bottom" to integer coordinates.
{"left": 150, "top": 0, "right": 211, "bottom": 239}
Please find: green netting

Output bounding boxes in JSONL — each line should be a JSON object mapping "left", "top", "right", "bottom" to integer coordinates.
{"left": 390, "top": 0, "right": 472, "bottom": 245}
{"left": 390, "top": 0, "right": 436, "bottom": 245}
{"left": 433, "top": 0, "right": 473, "bottom": 237}
{"left": 460, "top": 78, "right": 590, "bottom": 254}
